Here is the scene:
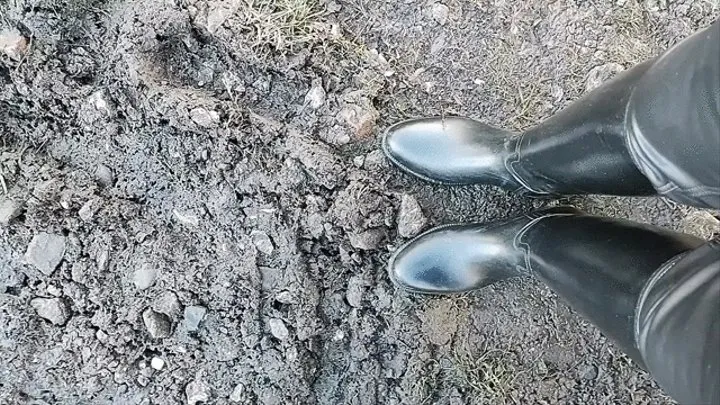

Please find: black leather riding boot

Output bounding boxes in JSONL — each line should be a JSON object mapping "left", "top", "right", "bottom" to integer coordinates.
{"left": 383, "top": 59, "right": 657, "bottom": 196}
{"left": 389, "top": 208, "right": 704, "bottom": 364}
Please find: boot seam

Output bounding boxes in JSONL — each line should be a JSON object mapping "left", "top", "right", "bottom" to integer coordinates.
{"left": 512, "top": 212, "right": 577, "bottom": 276}
{"left": 505, "top": 133, "right": 552, "bottom": 196}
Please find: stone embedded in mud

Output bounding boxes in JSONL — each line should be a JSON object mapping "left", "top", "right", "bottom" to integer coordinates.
{"left": 186, "top": 375, "right": 212, "bottom": 405}
{"left": 142, "top": 308, "right": 172, "bottom": 339}
{"left": 397, "top": 194, "right": 427, "bottom": 238}
{"left": 31, "top": 297, "right": 71, "bottom": 325}
{"left": 346, "top": 275, "right": 365, "bottom": 308}
{"left": 268, "top": 318, "right": 290, "bottom": 341}
{"left": 95, "top": 164, "right": 114, "bottom": 187}
{"left": 78, "top": 198, "right": 102, "bottom": 222}
{"left": 431, "top": 3, "right": 450, "bottom": 25}
{"left": 251, "top": 231, "right": 275, "bottom": 255}
{"left": 0, "top": 29, "right": 28, "bottom": 61}
{"left": 348, "top": 228, "right": 384, "bottom": 250}
{"left": 183, "top": 305, "right": 207, "bottom": 332}
{"left": 150, "top": 357, "right": 165, "bottom": 370}
{"left": 305, "top": 79, "right": 326, "bottom": 109}
{"left": 190, "top": 107, "right": 220, "bottom": 128}
{"left": 133, "top": 263, "right": 158, "bottom": 290}
{"left": 0, "top": 199, "right": 23, "bottom": 226}
{"left": 153, "top": 291, "right": 182, "bottom": 319}
{"left": 229, "top": 383, "right": 245, "bottom": 402}
{"left": 25, "top": 233, "right": 66, "bottom": 276}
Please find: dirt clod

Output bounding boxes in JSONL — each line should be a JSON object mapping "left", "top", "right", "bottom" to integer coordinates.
{"left": 30, "top": 297, "right": 71, "bottom": 325}
{"left": 397, "top": 194, "right": 427, "bottom": 238}
{"left": 0, "top": 199, "right": 23, "bottom": 226}
{"left": 186, "top": 374, "right": 212, "bottom": 405}
{"left": 0, "top": 29, "right": 28, "bottom": 61}
{"left": 25, "top": 233, "right": 66, "bottom": 276}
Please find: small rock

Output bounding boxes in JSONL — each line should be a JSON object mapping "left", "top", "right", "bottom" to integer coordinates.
{"left": 585, "top": 63, "right": 625, "bottom": 92}
{"left": 153, "top": 291, "right": 182, "bottom": 319}
{"left": 275, "top": 291, "right": 294, "bottom": 304}
{"left": 0, "top": 29, "right": 28, "bottom": 61}
{"left": 305, "top": 79, "right": 326, "bottom": 109}
{"left": 173, "top": 209, "right": 200, "bottom": 227}
{"left": 186, "top": 375, "right": 211, "bottom": 405}
{"left": 78, "top": 198, "right": 102, "bottom": 222}
{"left": 352, "top": 156, "right": 365, "bottom": 167}
{"left": 251, "top": 231, "right": 274, "bottom": 255}
{"left": 397, "top": 194, "right": 427, "bottom": 238}
{"left": 142, "top": 308, "right": 172, "bottom": 339}
{"left": 229, "top": 383, "right": 245, "bottom": 402}
{"left": 348, "top": 228, "right": 384, "bottom": 250}
{"left": 268, "top": 318, "right": 290, "bottom": 341}
{"left": 133, "top": 263, "right": 158, "bottom": 290}
{"left": 95, "top": 165, "right": 114, "bottom": 187}
{"left": 150, "top": 357, "right": 165, "bottom": 370}
{"left": 0, "top": 199, "right": 23, "bottom": 226}
{"left": 431, "top": 3, "right": 450, "bottom": 25}
{"left": 319, "top": 126, "right": 351, "bottom": 146}
{"left": 30, "top": 297, "right": 71, "bottom": 325}
{"left": 190, "top": 108, "right": 220, "bottom": 128}
{"left": 580, "top": 364, "right": 599, "bottom": 380}
{"left": 183, "top": 305, "right": 207, "bottom": 332}
{"left": 25, "top": 233, "right": 66, "bottom": 276}
{"left": 346, "top": 275, "right": 365, "bottom": 308}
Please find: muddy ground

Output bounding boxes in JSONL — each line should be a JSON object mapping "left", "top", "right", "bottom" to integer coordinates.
{"left": 1, "top": 0, "right": 719, "bottom": 404}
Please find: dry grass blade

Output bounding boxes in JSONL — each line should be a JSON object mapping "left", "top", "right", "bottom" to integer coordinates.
{"left": 240, "top": 0, "right": 325, "bottom": 52}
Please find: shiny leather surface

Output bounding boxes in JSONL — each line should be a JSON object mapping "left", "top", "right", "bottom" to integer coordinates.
{"left": 382, "top": 117, "right": 523, "bottom": 189}
{"left": 388, "top": 208, "right": 581, "bottom": 294}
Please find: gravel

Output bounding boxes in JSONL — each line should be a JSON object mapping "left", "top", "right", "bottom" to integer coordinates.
{"left": 30, "top": 297, "right": 71, "bottom": 325}
{"left": 25, "top": 233, "right": 66, "bottom": 276}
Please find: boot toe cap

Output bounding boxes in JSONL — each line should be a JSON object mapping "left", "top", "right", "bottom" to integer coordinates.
{"left": 388, "top": 227, "right": 486, "bottom": 294}
{"left": 382, "top": 117, "right": 511, "bottom": 185}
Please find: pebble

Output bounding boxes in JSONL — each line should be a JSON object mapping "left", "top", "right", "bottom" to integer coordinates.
{"left": 346, "top": 275, "right": 364, "bottom": 308}
{"left": 348, "top": 228, "right": 384, "bottom": 250}
{"left": 142, "top": 308, "right": 172, "bottom": 339}
{"left": 186, "top": 375, "right": 211, "bottom": 405}
{"left": 153, "top": 291, "right": 182, "bottom": 319}
{"left": 95, "top": 165, "right": 114, "bottom": 187}
{"left": 25, "top": 233, "right": 66, "bottom": 276}
{"left": 0, "top": 29, "right": 28, "bottom": 61}
{"left": 78, "top": 198, "right": 102, "bottom": 222}
{"left": 30, "top": 297, "right": 71, "bottom": 325}
{"left": 581, "top": 364, "right": 599, "bottom": 380}
{"left": 0, "top": 199, "right": 23, "bottom": 226}
{"left": 431, "top": 3, "right": 450, "bottom": 25}
{"left": 397, "top": 194, "right": 427, "bottom": 238}
{"left": 183, "top": 305, "right": 207, "bottom": 332}
{"left": 305, "top": 79, "right": 326, "bottom": 109}
{"left": 133, "top": 263, "right": 158, "bottom": 290}
{"left": 190, "top": 108, "right": 220, "bottom": 128}
{"left": 229, "top": 383, "right": 245, "bottom": 402}
{"left": 268, "top": 318, "right": 290, "bottom": 341}
{"left": 251, "top": 231, "right": 274, "bottom": 255}
{"left": 173, "top": 209, "right": 200, "bottom": 227}
{"left": 150, "top": 357, "right": 165, "bottom": 370}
